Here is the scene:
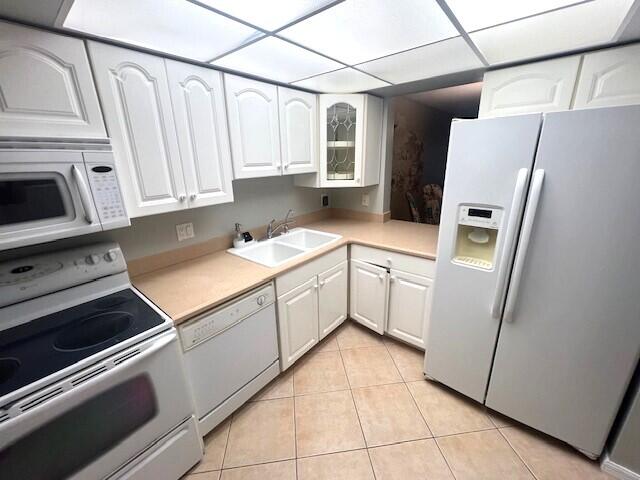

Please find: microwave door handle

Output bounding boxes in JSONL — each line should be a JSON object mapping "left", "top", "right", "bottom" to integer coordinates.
{"left": 0, "top": 332, "right": 177, "bottom": 437}
{"left": 491, "top": 168, "right": 529, "bottom": 319}
{"left": 71, "top": 165, "right": 95, "bottom": 224}
{"left": 503, "top": 169, "right": 545, "bottom": 323}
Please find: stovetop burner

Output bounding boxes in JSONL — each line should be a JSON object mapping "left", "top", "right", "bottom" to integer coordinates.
{"left": 0, "top": 289, "right": 165, "bottom": 398}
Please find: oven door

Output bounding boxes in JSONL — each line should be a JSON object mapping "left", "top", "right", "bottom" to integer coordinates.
{"left": 0, "top": 330, "right": 195, "bottom": 480}
{"left": 0, "top": 150, "right": 101, "bottom": 250}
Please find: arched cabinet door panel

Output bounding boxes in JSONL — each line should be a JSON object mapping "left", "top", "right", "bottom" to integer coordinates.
{"left": 278, "top": 86, "right": 317, "bottom": 175}
{"left": 88, "top": 41, "right": 186, "bottom": 217}
{"left": 574, "top": 43, "right": 640, "bottom": 109}
{"left": 224, "top": 74, "right": 282, "bottom": 179}
{"left": 479, "top": 56, "right": 581, "bottom": 118}
{"left": 0, "top": 21, "right": 105, "bottom": 138}
{"left": 166, "top": 60, "right": 234, "bottom": 208}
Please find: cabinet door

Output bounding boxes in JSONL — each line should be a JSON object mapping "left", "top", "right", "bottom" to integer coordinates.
{"left": 318, "top": 261, "right": 348, "bottom": 340}
{"left": 320, "top": 94, "right": 365, "bottom": 188}
{"left": 0, "top": 21, "right": 106, "bottom": 138}
{"left": 278, "top": 87, "right": 318, "bottom": 175}
{"left": 349, "top": 259, "right": 387, "bottom": 334}
{"left": 573, "top": 44, "right": 640, "bottom": 109}
{"left": 478, "top": 56, "right": 581, "bottom": 118}
{"left": 165, "top": 60, "right": 234, "bottom": 208}
{"left": 387, "top": 269, "right": 433, "bottom": 349}
{"left": 277, "top": 277, "right": 319, "bottom": 370}
{"left": 88, "top": 42, "right": 187, "bottom": 217}
{"left": 224, "top": 75, "right": 282, "bottom": 179}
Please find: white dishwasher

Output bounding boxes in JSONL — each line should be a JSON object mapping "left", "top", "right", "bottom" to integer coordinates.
{"left": 179, "top": 282, "right": 280, "bottom": 436}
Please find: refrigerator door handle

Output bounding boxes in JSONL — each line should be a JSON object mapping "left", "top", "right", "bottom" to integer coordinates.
{"left": 491, "top": 168, "right": 529, "bottom": 319}
{"left": 503, "top": 169, "right": 545, "bottom": 322}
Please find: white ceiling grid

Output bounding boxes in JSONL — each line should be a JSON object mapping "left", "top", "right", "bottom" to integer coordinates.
{"left": 62, "top": 0, "right": 637, "bottom": 92}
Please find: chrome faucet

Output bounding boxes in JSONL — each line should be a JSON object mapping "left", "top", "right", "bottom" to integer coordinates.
{"left": 265, "top": 209, "right": 295, "bottom": 239}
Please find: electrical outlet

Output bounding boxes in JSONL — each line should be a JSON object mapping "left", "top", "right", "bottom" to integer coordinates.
{"left": 361, "top": 193, "right": 370, "bottom": 207}
{"left": 321, "top": 193, "right": 330, "bottom": 208}
{"left": 176, "top": 222, "right": 195, "bottom": 242}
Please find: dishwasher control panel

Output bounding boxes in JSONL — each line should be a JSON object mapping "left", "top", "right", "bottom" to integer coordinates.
{"left": 180, "top": 283, "right": 275, "bottom": 350}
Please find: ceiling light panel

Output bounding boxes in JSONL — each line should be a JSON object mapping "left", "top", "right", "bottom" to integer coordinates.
{"left": 63, "top": 0, "right": 261, "bottom": 62}
{"left": 213, "top": 37, "right": 343, "bottom": 84}
{"left": 470, "top": 0, "right": 635, "bottom": 65}
{"left": 195, "top": 0, "right": 339, "bottom": 31}
{"left": 357, "top": 37, "right": 483, "bottom": 85}
{"left": 280, "top": 0, "right": 458, "bottom": 65}
{"left": 445, "top": 0, "right": 587, "bottom": 32}
{"left": 291, "top": 68, "right": 390, "bottom": 93}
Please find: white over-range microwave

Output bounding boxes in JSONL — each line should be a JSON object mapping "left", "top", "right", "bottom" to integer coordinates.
{"left": 0, "top": 141, "right": 129, "bottom": 251}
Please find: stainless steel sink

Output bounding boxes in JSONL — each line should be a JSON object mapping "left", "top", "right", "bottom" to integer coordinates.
{"left": 227, "top": 228, "right": 341, "bottom": 267}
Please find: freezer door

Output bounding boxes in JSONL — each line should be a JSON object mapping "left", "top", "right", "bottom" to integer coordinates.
{"left": 486, "top": 105, "right": 640, "bottom": 456}
{"left": 425, "top": 114, "right": 542, "bottom": 402}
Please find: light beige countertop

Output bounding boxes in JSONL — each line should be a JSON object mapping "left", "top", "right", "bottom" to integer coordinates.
{"left": 132, "top": 219, "right": 438, "bottom": 325}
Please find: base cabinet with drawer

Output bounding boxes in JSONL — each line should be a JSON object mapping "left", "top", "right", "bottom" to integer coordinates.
{"left": 276, "top": 247, "right": 348, "bottom": 370}
{"left": 350, "top": 245, "right": 435, "bottom": 349}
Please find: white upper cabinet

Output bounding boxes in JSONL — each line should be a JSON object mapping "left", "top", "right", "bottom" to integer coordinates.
{"left": 479, "top": 56, "right": 581, "bottom": 118}
{"left": 88, "top": 41, "right": 187, "bottom": 217}
{"left": 278, "top": 87, "right": 318, "bottom": 175}
{"left": 224, "top": 75, "right": 282, "bottom": 179}
{"left": 165, "top": 60, "right": 234, "bottom": 208}
{"left": 296, "top": 93, "right": 382, "bottom": 188}
{"left": 0, "top": 21, "right": 106, "bottom": 138}
{"left": 573, "top": 43, "right": 640, "bottom": 110}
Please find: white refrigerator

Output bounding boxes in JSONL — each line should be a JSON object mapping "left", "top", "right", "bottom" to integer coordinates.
{"left": 425, "top": 105, "right": 640, "bottom": 458}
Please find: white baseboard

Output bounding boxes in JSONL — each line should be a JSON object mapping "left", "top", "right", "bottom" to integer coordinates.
{"left": 602, "top": 454, "right": 640, "bottom": 480}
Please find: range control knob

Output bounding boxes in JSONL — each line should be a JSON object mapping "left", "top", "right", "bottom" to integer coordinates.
{"left": 257, "top": 295, "right": 266, "bottom": 306}
{"left": 104, "top": 250, "right": 118, "bottom": 262}
{"left": 85, "top": 254, "right": 100, "bottom": 265}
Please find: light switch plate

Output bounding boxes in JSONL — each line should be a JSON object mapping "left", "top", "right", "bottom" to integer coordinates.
{"left": 361, "top": 193, "right": 370, "bottom": 207}
{"left": 176, "top": 222, "right": 195, "bottom": 242}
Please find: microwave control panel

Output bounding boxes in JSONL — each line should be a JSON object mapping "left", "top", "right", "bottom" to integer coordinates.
{"left": 85, "top": 154, "right": 129, "bottom": 230}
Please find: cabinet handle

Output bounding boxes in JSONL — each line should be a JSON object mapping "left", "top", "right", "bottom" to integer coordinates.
{"left": 313, "top": 284, "right": 318, "bottom": 290}
{"left": 378, "top": 274, "right": 385, "bottom": 280}
{"left": 386, "top": 258, "right": 392, "bottom": 266}
{"left": 390, "top": 276, "right": 396, "bottom": 283}
{"left": 355, "top": 178, "right": 360, "bottom": 184}
{"left": 178, "top": 194, "right": 186, "bottom": 202}
{"left": 190, "top": 193, "right": 197, "bottom": 200}
{"left": 284, "top": 164, "right": 289, "bottom": 169}
{"left": 319, "top": 280, "right": 325, "bottom": 287}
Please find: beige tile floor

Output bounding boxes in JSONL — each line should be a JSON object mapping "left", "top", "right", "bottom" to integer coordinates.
{"left": 184, "top": 320, "right": 612, "bottom": 480}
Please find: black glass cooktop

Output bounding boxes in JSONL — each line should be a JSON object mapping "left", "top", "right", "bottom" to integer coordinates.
{"left": 0, "top": 289, "right": 166, "bottom": 398}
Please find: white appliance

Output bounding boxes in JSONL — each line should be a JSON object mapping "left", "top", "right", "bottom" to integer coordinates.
{"left": 0, "top": 140, "right": 129, "bottom": 251}
{"left": 0, "top": 243, "right": 202, "bottom": 479}
{"left": 180, "top": 283, "right": 280, "bottom": 436}
{"left": 426, "top": 105, "right": 640, "bottom": 458}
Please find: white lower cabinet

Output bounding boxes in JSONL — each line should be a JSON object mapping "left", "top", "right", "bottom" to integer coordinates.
{"left": 276, "top": 247, "right": 347, "bottom": 370}
{"left": 277, "top": 277, "right": 319, "bottom": 370}
{"left": 388, "top": 269, "right": 433, "bottom": 349}
{"left": 318, "top": 261, "right": 348, "bottom": 339}
{"left": 349, "top": 259, "right": 388, "bottom": 334}
{"left": 350, "top": 245, "right": 436, "bottom": 349}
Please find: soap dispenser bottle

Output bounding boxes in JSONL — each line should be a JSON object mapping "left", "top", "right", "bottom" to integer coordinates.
{"left": 233, "top": 223, "right": 245, "bottom": 249}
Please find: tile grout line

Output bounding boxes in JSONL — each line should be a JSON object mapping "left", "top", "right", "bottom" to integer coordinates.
{"left": 497, "top": 427, "right": 539, "bottom": 480}
{"left": 384, "top": 339, "right": 460, "bottom": 480}
{"left": 218, "top": 415, "right": 233, "bottom": 473}
{"left": 292, "top": 381, "right": 299, "bottom": 480}
{"left": 336, "top": 335, "right": 378, "bottom": 480}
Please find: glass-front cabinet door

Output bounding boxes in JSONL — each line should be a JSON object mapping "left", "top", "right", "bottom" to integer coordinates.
{"left": 320, "top": 94, "right": 364, "bottom": 187}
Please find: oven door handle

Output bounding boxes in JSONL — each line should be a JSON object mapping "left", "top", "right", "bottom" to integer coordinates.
{"left": 72, "top": 164, "right": 95, "bottom": 224}
{"left": 1, "top": 331, "right": 177, "bottom": 440}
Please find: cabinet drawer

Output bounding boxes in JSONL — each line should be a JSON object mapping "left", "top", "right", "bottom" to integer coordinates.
{"left": 276, "top": 246, "right": 347, "bottom": 296}
{"left": 350, "top": 244, "right": 435, "bottom": 278}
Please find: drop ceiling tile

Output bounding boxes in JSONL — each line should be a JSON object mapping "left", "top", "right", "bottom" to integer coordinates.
{"left": 445, "top": 0, "right": 585, "bottom": 32}
{"left": 279, "top": 0, "right": 458, "bottom": 65}
{"left": 357, "top": 37, "right": 484, "bottom": 85}
{"left": 213, "top": 37, "right": 343, "bottom": 83}
{"left": 470, "top": 0, "right": 635, "bottom": 65}
{"left": 291, "top": 68, "right": 390, "bottom": 93}
{"left": 196, "top": 0, "right": 338, "bottom": 31}
{"left": 63, "top": 0, "right": 261, "bottom": 61}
